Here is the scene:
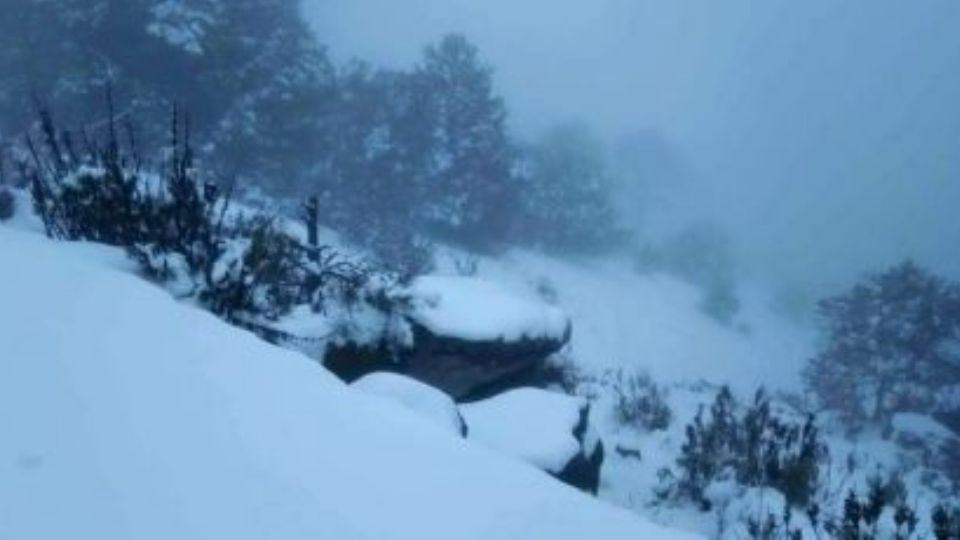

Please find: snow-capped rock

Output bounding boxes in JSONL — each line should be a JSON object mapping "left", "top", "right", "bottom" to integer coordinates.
{"left": 399, "top": 276, "right": 571, "bottom": 398}
{"left": 352, "top": 372, "right": 467, "bottom": 437}
{"left": 461, "top": 388, "right": 604, "bottom": 493}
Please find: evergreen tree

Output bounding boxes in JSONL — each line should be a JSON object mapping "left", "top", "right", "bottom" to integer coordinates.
{"left": 319, "top": 62, "right": 434, "bottom": 273}
{"left": 518, "top": 122, "right": 623, "bottom": 253}
{"left": 0, "top": 0, "right": 334, "bottom": 189}
{"left": 804, "top": 261, "right": 960, "bottom": 431}
{"left": 416, "top": 33, "right": 514, "bottom": 249}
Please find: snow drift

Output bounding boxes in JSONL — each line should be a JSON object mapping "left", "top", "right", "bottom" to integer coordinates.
{"left": 0, "top": 226, "right": 698, "bottom": 540}
{"left": 405, "top": 275, "right": 570, "bottom": 343}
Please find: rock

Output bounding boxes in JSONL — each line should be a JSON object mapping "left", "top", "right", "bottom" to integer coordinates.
{"left": 323, "top": 340, "right": 397, "bottom": 383}
{"left": 400, "top": 276, "right": 571, "bottom": 399}
{"left": 352, "top": 372, "right": 467, "bottom": 437}
{"left": 460, "top": 388, "right": 604, "bottom": 494}
{"left": 403, "top": 322, "right": 569, "bottom": 399}
{"left": 321, "top": 276, "right": 571, "bottom": 400}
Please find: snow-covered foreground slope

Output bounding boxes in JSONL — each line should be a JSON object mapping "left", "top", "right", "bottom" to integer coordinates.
{"left": 0, "top": 227, "right": 699, "bottom": 540}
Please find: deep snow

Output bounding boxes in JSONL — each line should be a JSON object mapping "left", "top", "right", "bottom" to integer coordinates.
{"left": 0, "top": 226, "right": 699, "bottom": 540}
{"left": 352, "top": 371, "right": 465, "bottom": 436}
{"left": 460, "top": 388, "right": 586, "bottom": 473}
{"left": 405, "top": 274, "right": 570, "bottom": 343}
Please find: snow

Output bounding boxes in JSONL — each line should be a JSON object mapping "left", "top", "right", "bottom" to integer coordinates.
{"left": 437, "top": 248, "right": 814, "bottom": 392}
{"left": 461, "top": 388, "right": 586, "bottom": 473}
{"left": 147, "top": 0, "right": 217, "bottom": 55}
{"left": 404, "top": 275, "right": 571, "bottom": 343}
{"left": 352, "top": 372, "right": 465, "bottom": 436}
{"left": 892, "top": 412, "right": 956, "bottom": 441}
{"left": 0, "top": 226, "right": 699, "bottom": 540}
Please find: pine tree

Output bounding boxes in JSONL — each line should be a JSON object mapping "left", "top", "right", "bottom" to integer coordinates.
{"left": 518, "top": 122, "right": 623, "bottom": 253}
{"left": 804, "top": 261, "right": 960, "bottom": 431}
{"left": 0, "top": 0, "right": 334, "bottom": 189}
{"left": 415, "top": 33, "right": 514, "bottom": 249}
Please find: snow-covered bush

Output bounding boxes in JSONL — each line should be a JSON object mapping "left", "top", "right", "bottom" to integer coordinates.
{"left": 932, "top": 504, "right": 960, "bottom": 540}
{"left": 671, "top": 387, "right": 827, "bottom": 511}
{"left": 24, "top": 105, "right": 167, "bottom": 246}
{"left": 198, "top": 221, "right": 307, "bottom": 321}
{"left": 804, "top": 261, "right": 960, "bottom": 432}
{"left": 830, "top": 479, "right": 919, "bottom": 540}
{"left": 20, "top": 104, "right": 381, "bottom": 339}
{"left": 610, "top": 370, "right": 672, "bottom": 432}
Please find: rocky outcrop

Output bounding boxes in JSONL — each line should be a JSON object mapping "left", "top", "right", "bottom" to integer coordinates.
{"left": 403, "top": 321, "right": 570, "bottom": 400}
{"left": 460, "top": 388, "right": 604, "bottom": 495}
{"left": 555, "top": 405, "right": 604, "bottom": 495}
{"left": 322, "top": 276, "right": 572, "bottom": 400}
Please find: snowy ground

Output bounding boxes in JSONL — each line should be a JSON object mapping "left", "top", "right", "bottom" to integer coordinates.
{"left": 0, "top": 225, "right": 699, "bottom": 540}
{"left": 435, "top": 248, "right": 815, "bottom": 393}
{"left": 429, "top": 248, "right": 956, "bottom": 538}
{"left": 4, "top": 196, "right": 954, "bottom": 539}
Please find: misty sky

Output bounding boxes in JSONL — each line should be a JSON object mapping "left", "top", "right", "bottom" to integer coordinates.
{"left": 304, "top": 0, "right": 960, "bottom": 296}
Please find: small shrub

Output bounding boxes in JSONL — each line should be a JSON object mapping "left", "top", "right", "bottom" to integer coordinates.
{"left": 932, "top": 504, "right": 960, "bottom": 540}
{"left": 835, "top": 485, "right": 919, "bottom": 540}
{"left": 20, "top": 102, "right": 378, "bottom": 341}
{"left": 674, "top": 386, "right": 827, "bottom": 510}
{"left": 744, "top": 503, "right": 803, "bottom": 540}
{"left": 610, "top": 370, "right": 672, "bottom": 431}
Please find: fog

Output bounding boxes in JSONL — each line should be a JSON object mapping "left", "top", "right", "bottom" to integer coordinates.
{"left": 305, "top": 0, "right": 960, "bottom": 300}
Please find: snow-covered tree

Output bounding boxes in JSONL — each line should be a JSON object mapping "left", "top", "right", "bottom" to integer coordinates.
{"left": 316, "top": 62, "right": 435, "bottom": 274}
{"left": 517, "top": 122, "right": 623, "bottom": 254}
{"left": 804, "top": 261, "right": 960, "bottom": 431}
{"left": 0, "top": 0, "right": 333, "bottom": 188}
{"left": 416, "top": 34, "right": 514, "bottom": 249}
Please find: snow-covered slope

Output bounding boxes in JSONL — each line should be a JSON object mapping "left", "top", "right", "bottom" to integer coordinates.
{"left": 439, "top": 249, "right": 813, "bottom": 392}
{"left": 352, "top": 372, "right": 465, "bottom": 436}
{"left": 0, "top": 227, "right": 699, "bottom": 540}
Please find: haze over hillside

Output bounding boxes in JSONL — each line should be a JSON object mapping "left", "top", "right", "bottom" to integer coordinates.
{"left": 307, "top": 0, "right": 960, "bottom": 298}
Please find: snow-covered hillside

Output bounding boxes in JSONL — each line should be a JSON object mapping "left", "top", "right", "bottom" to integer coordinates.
{"left": 437, "top": 248, "right": 814, "bottom": 392}
{"left": 0, "top": 226, "right": 698, "bottom": 540}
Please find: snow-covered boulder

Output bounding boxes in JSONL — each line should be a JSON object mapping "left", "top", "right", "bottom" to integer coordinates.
{"left": 405, "top": 275, "right": 570, "bottom": 342}
{"left": 401, "top": 276, "right": 572, "bottom": 398}
{"left": 352, "top": 372, "right": 467, "bottom": 437}
{"left": 461, "top": 388, "right": 604, "bottom": 494}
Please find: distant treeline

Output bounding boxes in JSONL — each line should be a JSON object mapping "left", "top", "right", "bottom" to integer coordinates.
{"left": 0, "top": 0, "right": 623, "bottom": 263}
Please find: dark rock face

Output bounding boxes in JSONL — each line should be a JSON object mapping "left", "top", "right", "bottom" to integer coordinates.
{"left": 321, "top": 318, "right": 570, "bottom": 401}
{"left": 556, "top": 441, "right": 604, "bottom": 495}
{"left": 403, "top": 321, "right": 571, "bottom": 400}
{"left": 323, "top": 340, "right": 398, "bottom": 383}
{"left": 553, "top": 404, "right": 604, "bottom": 495}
